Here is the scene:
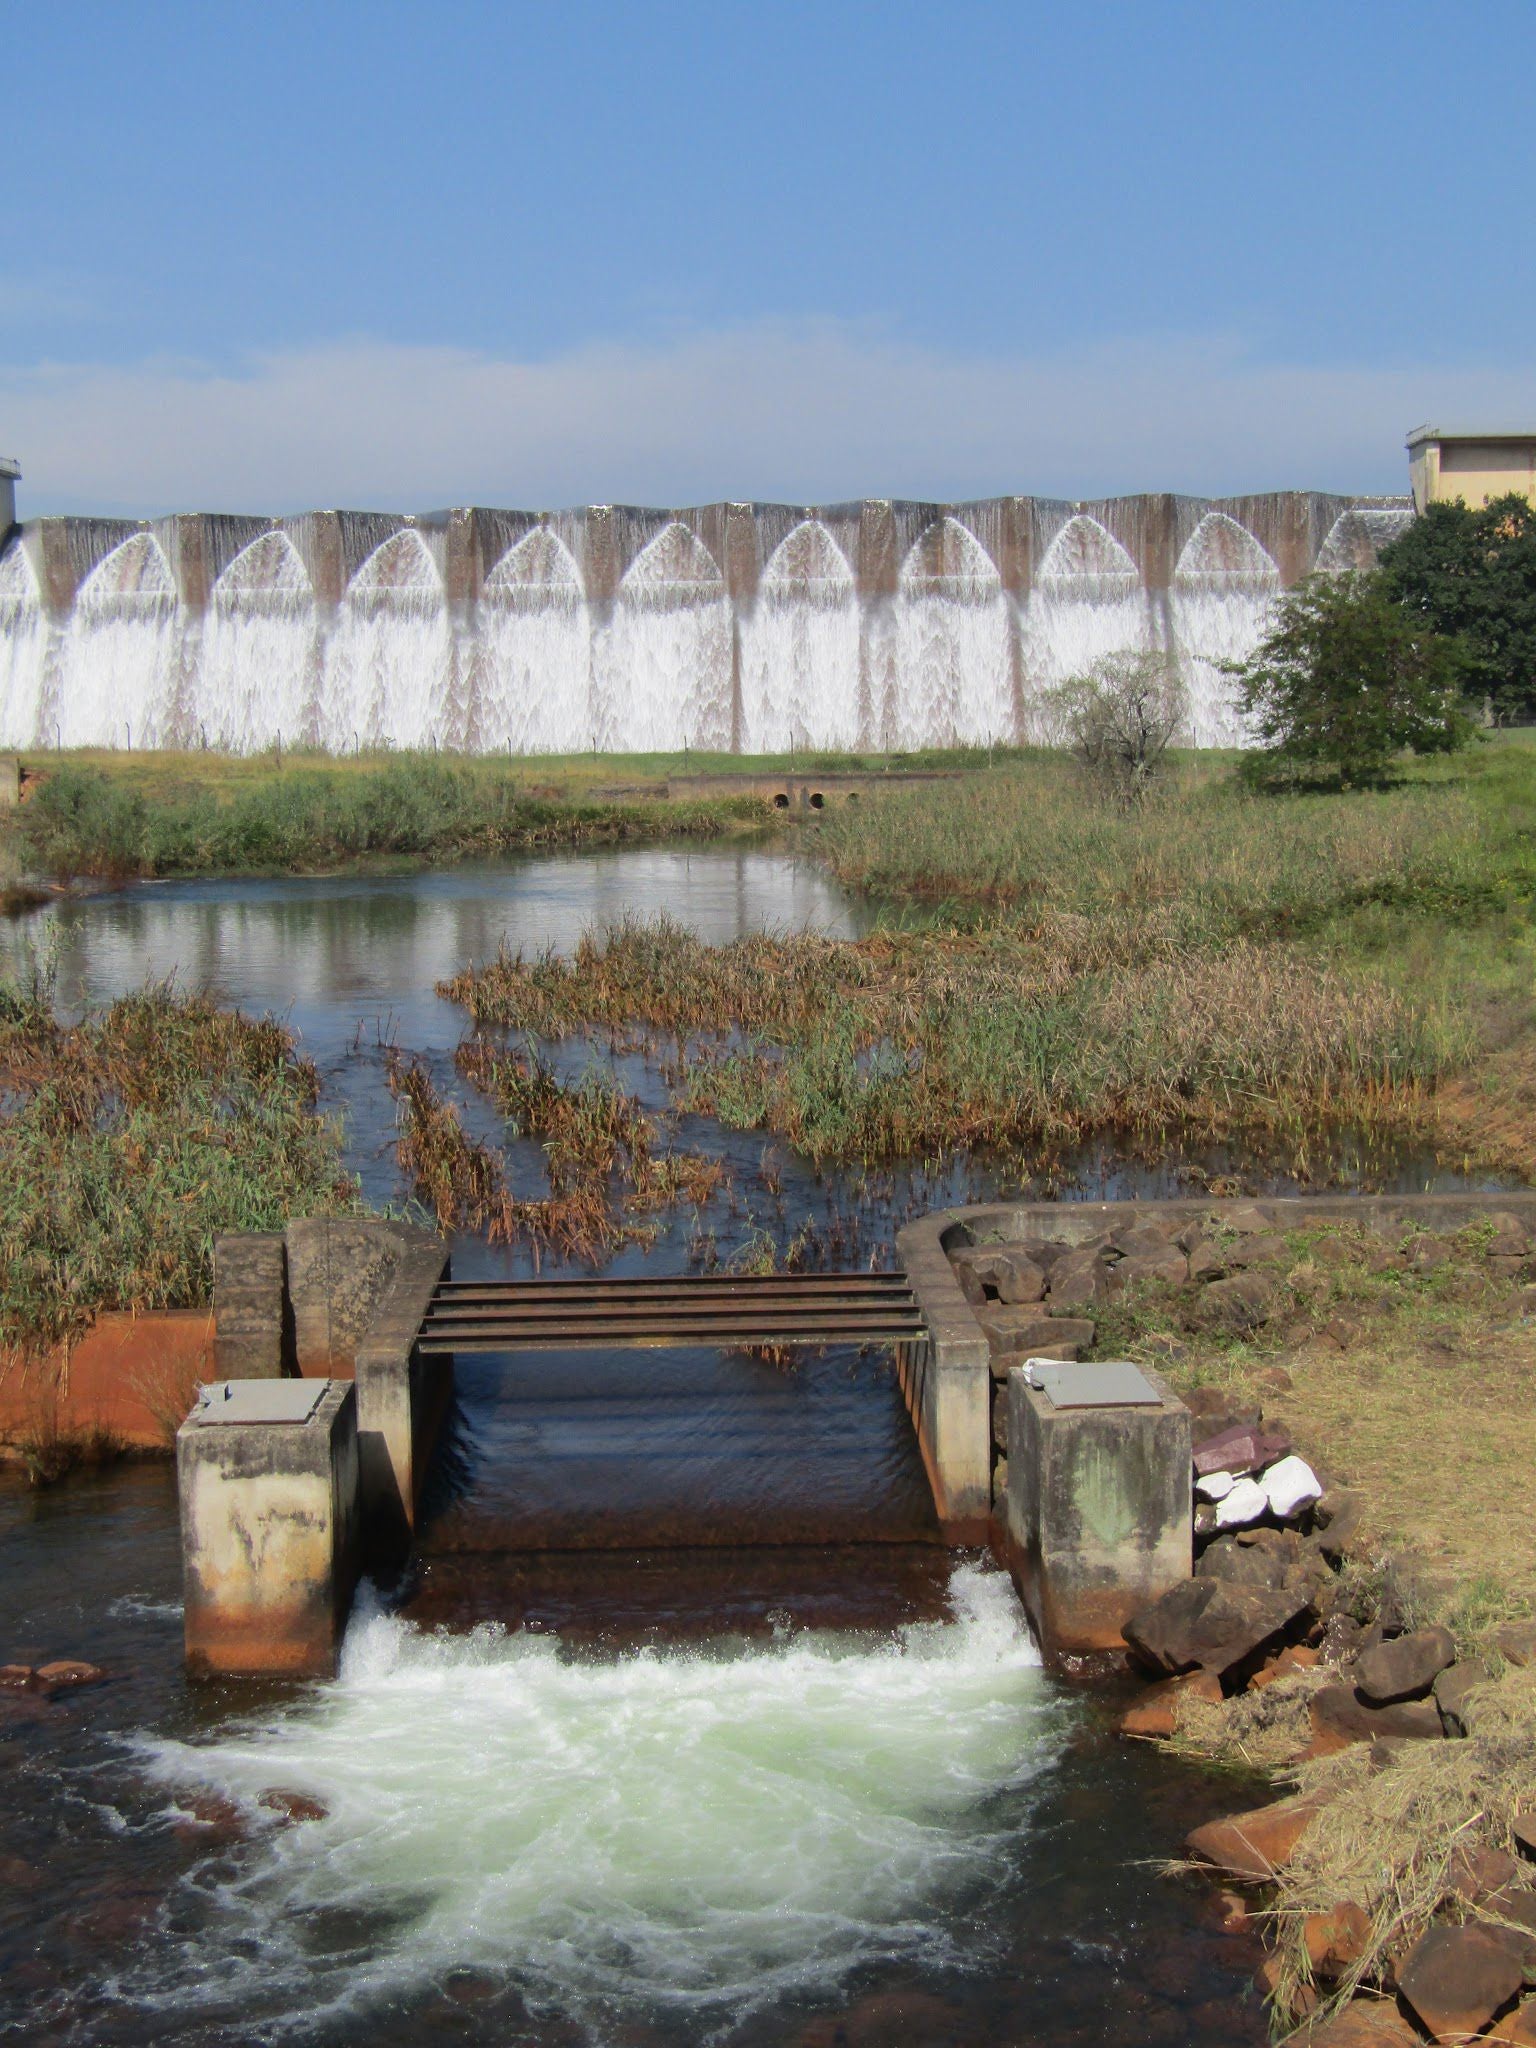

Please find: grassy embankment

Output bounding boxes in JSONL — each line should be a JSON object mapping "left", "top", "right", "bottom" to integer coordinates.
{"left": 2, "top": 742, "right": 999, "bottom": 881}
{"left": 0, "top": 973, "right": 360, "bottom": 1360}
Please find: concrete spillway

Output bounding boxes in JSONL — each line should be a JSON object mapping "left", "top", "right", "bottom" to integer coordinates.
{"left": 0, "top": 492, "right": 1412, "bottom": 754}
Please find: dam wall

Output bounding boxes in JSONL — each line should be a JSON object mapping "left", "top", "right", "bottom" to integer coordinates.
{"left": 0, "top": 492, "right": 1412, "bottom": 755}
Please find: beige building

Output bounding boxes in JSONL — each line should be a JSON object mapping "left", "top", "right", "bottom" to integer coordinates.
{"left": 1407, "top": 426, "right": 1536, "bottom": 514}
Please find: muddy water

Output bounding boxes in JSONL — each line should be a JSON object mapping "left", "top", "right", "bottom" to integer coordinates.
{"left": 0, "top": 844, "right": 1426, "bottom": 2042}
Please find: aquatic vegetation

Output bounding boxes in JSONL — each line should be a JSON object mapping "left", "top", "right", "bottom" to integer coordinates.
{"left": 0, "top": 982, "right": 360, "bottom": 1353}
{"left": 385, "top": 1047, "right": 723, "bottom": 1264}
{"left": 443, "top": 915, "right": 1460, "bottom": 1169}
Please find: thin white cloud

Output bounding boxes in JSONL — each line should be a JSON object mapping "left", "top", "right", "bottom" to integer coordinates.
{"left": 1, "top": 322, "right": 1528, "bottom": 514}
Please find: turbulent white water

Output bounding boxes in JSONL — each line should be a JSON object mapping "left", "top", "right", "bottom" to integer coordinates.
{"left": 133, "top": 1563, "right": 1056, "bottom": 2034}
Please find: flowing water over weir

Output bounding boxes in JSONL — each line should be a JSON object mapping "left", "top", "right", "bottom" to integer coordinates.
{"left": 0, "top": 493, "right": 1413, "bottom": 753}
{"left": 10, "top": 846, "right": 1494, "bottom": 2045}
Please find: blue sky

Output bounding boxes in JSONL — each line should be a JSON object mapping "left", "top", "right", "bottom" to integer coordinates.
{"left": 4, "top": 2, "right": 1534, "bottom": 513}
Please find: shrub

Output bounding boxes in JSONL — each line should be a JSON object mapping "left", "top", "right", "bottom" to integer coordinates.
{"left": 1048, "top": 651, "right": 1188, "bottom": 803}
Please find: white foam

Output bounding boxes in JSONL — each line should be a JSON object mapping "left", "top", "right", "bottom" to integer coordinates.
{"left": 131, "top": 1563, "right": 1057, "bottom": 2031}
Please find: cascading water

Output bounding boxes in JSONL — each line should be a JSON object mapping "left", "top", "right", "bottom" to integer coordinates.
{"left": 596, "top": 522, "right": 734, "bottom": 751}
{"left": 4, "top": 495, "right": 1411, "bottom": 756}
{"left": 55, "top": 532, "right": 181, "bottom": 750}
{"left": 1315, "top": 505, "right": 1414, "bottom": 574}
{"left": 476, "top": 528, "right": 591, "bottom": 752}
{"left": 130, "top": 1563, "right": 1057, "bottom": 2033}
{"left": 322, "top": 529, "right": 453, "bottom": 752}
{"left": 195, "top": 531, "right": 318, "bottom": 752}
{"left": 0, "top": 543, "right": 46, "bottom": 747}
{"left": 1021, "top": 515, "right": 1152, "bottom": 737}
{"left": 740, "top": 521, "right": 861, "bottom": 751}
{"left": 1169, "top": 512, "right": 1282, "bottom": 747}
{"left": 892, "top": 518, "right": 1015, "bottom": 748}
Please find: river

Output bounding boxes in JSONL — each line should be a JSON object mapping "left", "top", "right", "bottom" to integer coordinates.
{"left": 6, "top": 847, "right": 1285, "bottom": 2045}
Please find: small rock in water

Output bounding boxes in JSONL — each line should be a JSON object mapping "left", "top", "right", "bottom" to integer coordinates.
{"left": 35, "top": 1660, "right": 105, "bottom": 1689}
{"left": 259, "top": 1789, "right": 329, "bottom": 1825}
{"left": 0, "top": 1665, "right": 36, "bottom": 1690}
{"left": 1260, "top": 1454, "right": 1323, "bottom": 1520}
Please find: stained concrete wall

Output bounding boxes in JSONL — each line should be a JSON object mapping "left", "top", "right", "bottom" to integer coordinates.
{"left": 1005, "top": 1364, "right": 1190, "bottom": 1654}
{"left": 178, "top": 1380, "right": 360, "bottom": 1679}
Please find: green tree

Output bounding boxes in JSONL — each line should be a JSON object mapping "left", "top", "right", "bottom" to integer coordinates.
{"left": 1378, "top": 492, "right": 1536, "bottom": 724}
{"left": 1232, "top": 572, "right": 1474, "bottom": 787}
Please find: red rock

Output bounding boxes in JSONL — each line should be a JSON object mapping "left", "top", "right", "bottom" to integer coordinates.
{"left": 1196, "top": 1272, "right": 1276, "bottom": 1333}
{"left": 1476, "top": 1885, "right": 1536, "bottom": 1975}
{"left": 1258, "top": 1950, "right": 1318, "bottom": 2012}
{"left": 1305, "top": 1902, "right": 1372, "bottom": 1976}
{"left": 1447, "top": 1845, "right": 1520, "bottom": 1902}
{"left": 1306, "top": 1684, "right": 1444, "bottom": 1756}
{"left": 1185, "top": 1792, "right": 1323, "bottom": 1883}
{"left": 35, "top": 1660, "right": 105, "bottom": 1689}
{"left": 1398, "top": 1923, "right": 1524, "bottom": 2041}
{"left": 1301, "top": 2000, "right": 1423, "bottom": 2046}
{"left": 1496, "top": 1624, "right": 1536, "bottom": 1668}
{"left": 259, "top": 1789, "right": 328, "bottom": 1825}
{"left": 1353, "top": 1627, "right": 1455, "bottom": 1705}
{"left": 173, "top": 1792, "right": 246, "bottom": 1843}
{"left": 1193, "top": 1422, "right": 1292, "bottom": 1477}
{"left": 1251, "top": 1644, "right": 1321, "bottom": 1690}
{"left": 1489, "top": 1996, "right": 1536, "bottom": 2044}
{"left": 1125, "top": 1575, "right": 1313, "bottom": 1678}
{"left": 1118, "top": 1669, "right": 1222, "bottom": 1738}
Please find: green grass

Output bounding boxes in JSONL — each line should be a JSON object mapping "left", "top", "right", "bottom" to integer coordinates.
{"left": 0, "top": 972, "right": 361, "bottom": 1352}
{"left": 10, "top": 754, "right": 775, "bottom": 880}
{"left": 817, "top": 737, "right": 1536, "bottom": 932}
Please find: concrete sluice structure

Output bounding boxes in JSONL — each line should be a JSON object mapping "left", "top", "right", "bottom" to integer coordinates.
{"left": 4, "top": 492, "right": 1411, "bottom": 754}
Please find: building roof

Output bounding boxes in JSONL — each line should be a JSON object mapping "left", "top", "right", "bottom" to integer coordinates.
{"left": 0, "top": 458, "right": 18, "bottom": 479}
{"left": 1407, "top": 425, "right": 1536, "bottom": 450}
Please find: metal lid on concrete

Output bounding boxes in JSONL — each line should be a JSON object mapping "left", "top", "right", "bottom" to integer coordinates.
{"left": 1023, "top": 1359, "right": 1162, "bottom": 1409}
{"left": 190, "top": 1380, "right": 330, "bottom": 1426}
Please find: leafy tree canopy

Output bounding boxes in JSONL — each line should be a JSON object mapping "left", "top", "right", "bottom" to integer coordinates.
{"left": 1232, "top": 572, "right": 1475, "bottom": 788}
{"left": 1379, "top": 493, "right": 1536, "bottom": 723}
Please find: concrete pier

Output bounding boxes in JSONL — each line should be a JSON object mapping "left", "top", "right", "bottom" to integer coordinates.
{"left": 1003, "top": 1360, "right": 1191, "bottom": 1653}
{"left": 177, "top": 1379, "right": 360, "bottom": 1679}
